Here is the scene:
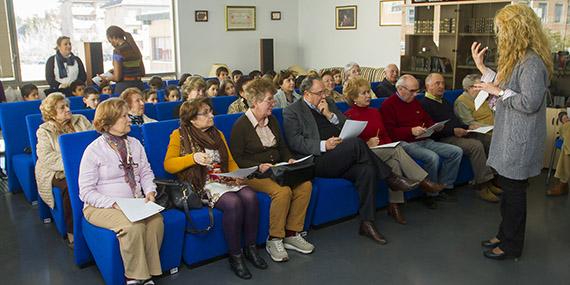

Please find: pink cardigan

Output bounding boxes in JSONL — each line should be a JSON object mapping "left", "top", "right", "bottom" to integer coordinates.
{"left": 79, "top": 135, "right": 157, "bottom": 209}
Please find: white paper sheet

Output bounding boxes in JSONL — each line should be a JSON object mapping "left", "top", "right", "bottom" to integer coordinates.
{"left": 339, "top": 120, "right": 368, "bottom": 140}
{"left": 216, "top": 166, "right": 258, "bottom": 179}
{"left": 272, "top": 155, "right": 313, "bottom": 167}
{"left": 92, "top": 71, "right": 113, "bottom": 86}
{"left": 415, "top": 120, "right": 450, "bottom": 139}
{"left": 115, "top": 198, "right": 164, "bottom": 223}
{"left": 467, "top": 126, "right": 494, "bottom": 134}
{"left": 474, "top": 90, "right": 489, "bottom": 111}
{"left": 370, "top": 141, "right": 402, "bottom": 149}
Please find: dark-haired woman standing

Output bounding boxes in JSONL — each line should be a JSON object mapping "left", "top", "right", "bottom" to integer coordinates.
{"left": 45, "top": 36, "right": 87, "bottom": 96}
{"left": 100, "top": 26, "right": 145, "bottom": 95}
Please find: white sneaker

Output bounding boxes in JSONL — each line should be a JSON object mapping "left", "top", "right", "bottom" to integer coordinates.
{"left": 283, "top": 234, "right": 315, "bottom": 254}
{"left": 265, "top": 238, "right": 289, "bottom": 262}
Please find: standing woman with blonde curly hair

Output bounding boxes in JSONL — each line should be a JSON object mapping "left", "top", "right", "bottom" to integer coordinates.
{"left": 472, "top": 4, "right": 553, "bottom": 260}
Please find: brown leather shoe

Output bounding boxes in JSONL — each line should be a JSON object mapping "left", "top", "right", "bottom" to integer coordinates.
{"left": 419, "top": 179, "right": 445, "bottom": 193}
{"left": 386, "top": 174, "right": 419, "bottom": 192}
{"left": 359, "top": 221, "right": 387, "bottom": 245}
{"left": 546, "top": 182, "right": 569, "bottom": 196}
{"left": 387, "top": 203, "right": 407, "bottom": 225}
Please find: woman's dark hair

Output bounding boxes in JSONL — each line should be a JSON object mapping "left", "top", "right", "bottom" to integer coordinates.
{"left": 218, "top": 79, "right": 235, "bottom": 96}
{"left": 106, "top": 25, "right": 142, "bottom": 59}
{"left": 178, "top": 73, "right": 192, "bottom": 87}
{"left": 54, "top": 36, "right": 70, "bottom": 50}
{"left": 274, "top": 70, "right": 294, "bottom": 88}
{"left": 179, "top": 97, "right": 212, "bottom": 124}
{"left": 248, "top": 70, "right": 262, "bottom": 78}
{"left": 20, "top": 83, "right": 38, "bottom": 98}
{"left": 235, "top": 75, "right": 253, "bottom": 96}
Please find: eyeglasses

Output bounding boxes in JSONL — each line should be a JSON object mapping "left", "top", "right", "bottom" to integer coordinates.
{"left": 309, "top": 89, "right": 325, "bottom": 97}
{"left": 401, "top": 86, "right": 420, "bottom": 94}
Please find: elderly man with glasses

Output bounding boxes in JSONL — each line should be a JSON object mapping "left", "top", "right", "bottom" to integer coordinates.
{"left": 380, "top": 74, "right": 463, "bottom": 210}
{"left": 283, "top": 76, "right": 419, "bottom": 245}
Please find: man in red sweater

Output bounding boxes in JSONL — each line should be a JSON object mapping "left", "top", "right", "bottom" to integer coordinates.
{"left": 380, "top": 75, "right": 463, "bottom": 209}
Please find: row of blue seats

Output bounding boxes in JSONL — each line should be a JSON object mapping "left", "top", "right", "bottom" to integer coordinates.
{"left": 56, "top": 102, "right": 474, "bottom": 284}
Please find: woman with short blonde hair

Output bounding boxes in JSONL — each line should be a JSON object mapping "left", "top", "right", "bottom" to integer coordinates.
{"left": 80, "top": 98, "right": 163, "bottom": 284}
{"left": 35, "top": 92, "right": 92, "bottom": 246}
{"left": 181, "top": 76, "right": 207, "bottom": 101}
{"left": 119, "top": 87, "right": 156, "bottom": 126}
{"left": 473, "top": 4, "right": 552, "bottom": 260}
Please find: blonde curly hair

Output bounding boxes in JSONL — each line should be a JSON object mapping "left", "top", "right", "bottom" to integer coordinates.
{"left": 40, "top": 92, "right": 68, "bottom": 122}
{"left": 343, "top": 77, "right": 371, "bottom": 105}
{"left": 494, "top": 4, "right": 553, "bottom": 84}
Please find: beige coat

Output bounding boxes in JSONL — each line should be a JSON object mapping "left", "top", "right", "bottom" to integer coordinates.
{"left": 35, "top": 114, "right": 93, "bottom": 208}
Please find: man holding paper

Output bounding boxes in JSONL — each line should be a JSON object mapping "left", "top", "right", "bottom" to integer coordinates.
{"left": 454, "top": 74, "right": 494, "bottom": 153}
{"left": 284, "top": 76, "right": 419, "bottom": 245}
{"left": 344, "top": 77, "right": 445, "bottom": 224}
{"left": 380, "top": 74, "right": 463, "bottom": 209}
{"left": 421, "top": 73, "right": 500, "bottom": 203}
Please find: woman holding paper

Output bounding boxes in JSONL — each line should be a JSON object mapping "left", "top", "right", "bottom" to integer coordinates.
{"left": 79, "top": 98, "right": 162, "bottom": 285}
{"left": 229, "top": 78, "right": 314, "bottom": 263}
{"left": 344, "top": 77, "right": 444, "bottom": 224}
{"left": 471, "top": 4, "right": 552, "bottom": 260}
{"left": 164, "top": 98, "right": 265, "bottom": 280}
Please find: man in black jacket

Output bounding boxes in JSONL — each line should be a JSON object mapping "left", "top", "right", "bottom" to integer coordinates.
{"left": 283, "top": 76, "right": 419, "bottom": 245}
{"left": 374, "top": 64, "right": 399, "bottom": 98}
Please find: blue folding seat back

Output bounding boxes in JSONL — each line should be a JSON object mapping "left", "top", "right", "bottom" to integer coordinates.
{"left": 0, "top": 100, "right": 42, "bottom": 200}
{"left": 311, "top": 178, "right": 359, "bottom": 226}
{"left": 143, "top": 82, "right": 150, "bottom": 90}
{"left": 99, "top": 94, "right": 110, "bottom": 102}
{"left": 166, "top": 79, "right": 179, "bottom": 86}
{"left": 213, "top": 113, "right": 242, "bottom": 146}
{"left": 145, "top": 102, "right": 157, "bottom": 120}
{"left": 212, "top": 96, "right": 238, "bottom": 115}
{"left": 370, "top": 98, "right": 385, "bottom": 109}
{"left": 334, "top": 85, "right": 343, "bottom": 94}
{"left": 72, "top": 109, "right": 96, "bottom": 121}
{"left": 141, "top": 120, "right": 179, "bottom": 179}
{"left": 60, "top": 130, "right": 184, "bottom": 284}
{"left": 336, "top": 101, "right": 350, "bottom": 113}
{"left": 443, "top": 89, "right": 464, "bottom": 105}
{"left": 68, "top": 96, "right": 85, "bottom": 110}
{"left": 157, "top": 89, "right": 166, "bottom": 102}
{"left": 155, "top": 101, "right": 182, "bottom": 121}
{"left": 129, "top": 125, "right": 144, "bottom": 144}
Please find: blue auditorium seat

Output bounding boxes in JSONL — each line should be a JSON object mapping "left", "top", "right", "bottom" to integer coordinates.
{"left": 144, "top": 102, "right": 157, "bottom": 120}
{"left": 72, "top": 109, "right": 96, "bottom": 121}
{"left": 59, "top": 130, "right": 185, "bottom": 284}
{"left": 443, "top": 89, "right": 464, "bottom": 104}
{"left": 68, "top": 96, "right": 85, "bottom": 110}
{"left": 212, "top": 96, "right": 238, "bottom": 115}
{"left": 166, "top": 80, "right": 179, "bottom": 86}
{"left": 157, "top": 89, "right": 166, "bottom": 102}
{"left": 336, "top": 101, "right": 350, "bottom": 113}
{"left": 369, "top": 98, "right": 384, "bottom": 109}
{"left": 155, "top": 101, "right": 182, "bottom": 121}
{"left": 0, "top": 100, "right": 42, "bottom": 202}
{"left": 334, "top": 85, "right": 343, "bottom": 94}
{"left": 99, "top": 94, "right": 110, "bottom": 102}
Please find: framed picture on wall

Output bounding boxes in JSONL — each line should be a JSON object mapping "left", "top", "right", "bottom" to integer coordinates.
{"left": 226, "top": 6, "right": 256, "bottom": 31}
{"left": 379, "top": 0, "right": 404, "bottom": 26}
{"left": 271, "top": 11, "right": 281, "bottom": 21}
{"left": 336, "top": 5, "right": 357, "bottom": 30}
{"left": 195, "top": 10, "right": 208, "bottom": 22}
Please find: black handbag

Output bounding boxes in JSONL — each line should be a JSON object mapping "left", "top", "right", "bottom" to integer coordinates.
{"left": 154, "top": 179, "right": 214, "bottom": 234}
{"left": 270, "top": 156, "right": 315, "bottom": 188}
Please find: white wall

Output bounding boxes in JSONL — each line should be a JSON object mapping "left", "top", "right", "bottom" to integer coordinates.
{"left": 176, "top": 0, "right": 299, "bottom": 76}
{"left": 298, "top": 0, "right": 401, "bottom": 70}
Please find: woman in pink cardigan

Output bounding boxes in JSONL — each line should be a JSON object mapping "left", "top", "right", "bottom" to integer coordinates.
{"left": 79, "top": 98, "right": 162, "bottom": 285}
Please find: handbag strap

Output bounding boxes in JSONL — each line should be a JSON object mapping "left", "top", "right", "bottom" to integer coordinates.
{"left": 182, "top": 198, "right": 214, "bottom": 234}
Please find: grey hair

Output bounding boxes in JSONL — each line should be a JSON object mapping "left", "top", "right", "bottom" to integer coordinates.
{"left": 395, "top": 74, "right": 416, "bottom": 89}
{"left": 425, "top": 73, "right": 443, "bottom": 85}
{"left": 343, "top": 62, "right": 360, "bottom": 81}
{"left": 462, "top": 74, "right": 482, "bottom": 90}
{"left": 300, "top": 76, "right": 321, "bottom": 94}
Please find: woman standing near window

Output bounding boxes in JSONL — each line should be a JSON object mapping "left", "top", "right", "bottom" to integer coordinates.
{"left": 45, "top": 36, "right": 87, "bottom": 96}
{"left": 100, "top": 26, "right": 145, "bottom": 95}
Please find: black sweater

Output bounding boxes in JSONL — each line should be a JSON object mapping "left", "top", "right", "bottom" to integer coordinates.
{"left": 419, "top": 96, "right": 468, "bottom": 139}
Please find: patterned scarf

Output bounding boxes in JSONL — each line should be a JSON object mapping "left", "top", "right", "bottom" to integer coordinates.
{"left": 55, "top": 50, "right": 76, "bottom": 79}
{"left": 103, "top": 132, "right": 139, "bottom": 197}
{"left": 128, "top": 114, "right": 144, "bottom": 126}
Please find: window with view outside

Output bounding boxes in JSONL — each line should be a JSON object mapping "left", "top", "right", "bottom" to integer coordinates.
{"left": 13, "top": 0, "right": 174, "bottom": 82}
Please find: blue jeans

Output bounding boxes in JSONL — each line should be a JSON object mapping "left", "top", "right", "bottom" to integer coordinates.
{"left": 401, "top": 139, "right": 463, "bottom": 193}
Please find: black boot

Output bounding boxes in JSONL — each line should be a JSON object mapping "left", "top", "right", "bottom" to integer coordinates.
{"left": 228, "top": 254, "right": 252, "bottom": 279}
{"left": 243, "top": 244, "right": 268, "bottom": 269}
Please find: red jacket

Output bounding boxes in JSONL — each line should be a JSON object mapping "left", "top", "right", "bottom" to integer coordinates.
{"left": 380, "top": 94, "right": 434, "bottom": 142}
{"left": 345, "top": 105, "right": 392, "bottom": 144}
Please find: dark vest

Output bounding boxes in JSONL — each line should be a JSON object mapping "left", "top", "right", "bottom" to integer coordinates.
{"left": 309, "top": 106, "right": 340, "bottom": 140}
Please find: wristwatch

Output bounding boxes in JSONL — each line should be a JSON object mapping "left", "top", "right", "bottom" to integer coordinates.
{"left": 498, "top": 89, "right": 505, "bottom": 97}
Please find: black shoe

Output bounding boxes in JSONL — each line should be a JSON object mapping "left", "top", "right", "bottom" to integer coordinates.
{"left": 483, "top": 248, "right": 520, "bottom": 261}
{"left": 243, "top": 244, "right": 268, "bottom": 269}
{"left": 481, "top": 239, "right": 500, "bottom": 249}
{"left": 423, "top": 197, "right": 438, "bottom": 209}
{"left": 436, "top": 191, "right": 457, "bottom": 202}
{"left": 229, "top": 254, "right": 252, "bottom": 279}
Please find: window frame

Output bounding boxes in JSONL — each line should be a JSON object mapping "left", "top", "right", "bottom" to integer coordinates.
{"left": 1, "top": 0, "right": 178, "bottom": 89}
